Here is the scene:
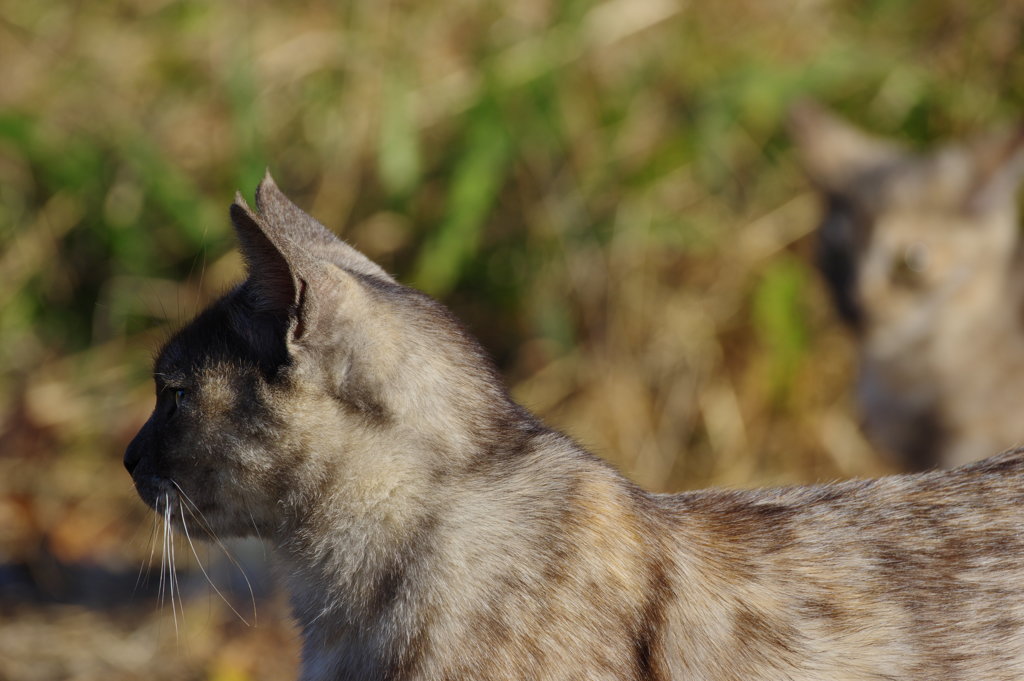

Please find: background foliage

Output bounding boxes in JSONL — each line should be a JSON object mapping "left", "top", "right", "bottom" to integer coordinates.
{"left": 1, "top": 0, "right": 1022, "bottom": 678}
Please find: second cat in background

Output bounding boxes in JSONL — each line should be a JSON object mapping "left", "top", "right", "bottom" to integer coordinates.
{"left": 790, "top": 100, "right": 1024, "bottom": 470}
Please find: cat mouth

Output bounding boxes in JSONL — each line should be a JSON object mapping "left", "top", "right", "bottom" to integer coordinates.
{"left": 133, "top": 475, "right": 196, "bottom": 518}
{"left": 134, "top": 474, "right": 225, "bottom": 539}
{"left": 132, "top": 474, "right": 174, "bottom": 510}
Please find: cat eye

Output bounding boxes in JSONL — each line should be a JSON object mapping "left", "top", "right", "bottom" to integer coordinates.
{"left": 902, "top": 243, "right": 929, "bottom": 274}
{"left": 174, "top": 388, "right": 186, "bottom": 409}
{"left": 890, "top": 243, "right": 929, "bottom": 288}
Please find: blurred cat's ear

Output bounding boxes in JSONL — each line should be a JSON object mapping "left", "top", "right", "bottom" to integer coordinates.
{"left": 963, "top": 126, "right": 1024, "bottom": 214}
{"left": 255, "top": 171, "right": 394, "bottom": 282}
{"left": 788, "top": 99, "right": 905, "bottom": 194}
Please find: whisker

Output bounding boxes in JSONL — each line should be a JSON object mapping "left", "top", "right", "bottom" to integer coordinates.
{"left": 165, "top": 496, "right": 180, "bottom": 639}
{"left": 179, "top": 504, "right": 253, "bottom": 626}
{"left": 168, "top": 481, "right": 218, "bottom": 538}
{"left": 245, "top": 502, "right": 266, "bottom": 547}
{"left": 134, "top": 508, "right": 160, "bottom": 596}
{"left": 174, "top": 515, "right": 185, "bottom": 642}
{"left": 170, "top": 480, "right": 258, "bottom": 626}
{"left": 158, "top": 494, "right": 168, "bottom": 609}
{"left": 242, "top": 499, "right": 269, "bottom": 562}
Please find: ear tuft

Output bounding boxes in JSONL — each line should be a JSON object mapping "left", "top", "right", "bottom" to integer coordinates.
{"left": 254, "top": 170, "right": 288, "bottom": 220}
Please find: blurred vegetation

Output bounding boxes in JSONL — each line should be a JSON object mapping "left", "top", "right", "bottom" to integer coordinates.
{"left": 1, "top": 0, "right": 1022, "bottom": 678}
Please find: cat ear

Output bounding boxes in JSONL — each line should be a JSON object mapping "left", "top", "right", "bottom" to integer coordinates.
{"left": 231, "top": 194, "right": 299, "bottom": 313}
{"left": 788, "top": 99, "right": 906, "bottom": 195}
{"left": 230, "top": 193, "right": 319, "bottom": 343}
{"left": 254, "top": 171, "right": 394, "bottom": 282}
{"left": 232, "top": 176, "right": 386, "bottom": 348}
{"left": 962, "top": 125, "right": 1024, "bottom": 214}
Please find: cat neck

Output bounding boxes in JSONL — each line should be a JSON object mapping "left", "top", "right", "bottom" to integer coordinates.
{"left": 266, "top": 413, "right": 603, "bottom": 677}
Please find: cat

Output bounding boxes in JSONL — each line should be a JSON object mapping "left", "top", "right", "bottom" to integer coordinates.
{"left": 789, "top": 100, "right": 1024, "bottom": 470}
{"left": 125, "top": 173, "right": 1024, "bottom": 680}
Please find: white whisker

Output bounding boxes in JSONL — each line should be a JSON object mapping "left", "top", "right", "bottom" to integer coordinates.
{"left": 164, "top": 496, "right": 181, "bottom": 639}
{"left": 245, "top": 501, "right": 266, "bottom": 548}
{"left": 158, "top": 494, "right": 168, "bottom": 609}
{"left": 179, "top": 504, "right": 253, "bottom": 626}
{"left": 170, "top": 479, "right": 258, "bottom": 626}
{"left": 134, "top": 508, "right": 160, "bottom": 596}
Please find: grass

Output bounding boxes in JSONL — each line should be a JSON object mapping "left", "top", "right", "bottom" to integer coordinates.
{"left": 1, "top": 0, "right": 1022, "bottom": 678}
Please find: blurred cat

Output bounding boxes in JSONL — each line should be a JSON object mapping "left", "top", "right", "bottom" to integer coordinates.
{"left": 790, "top": 100, "right": 1024, "bottom": 469}
{"left": 125, "top": 174, "right": 1024, "bottom": 680}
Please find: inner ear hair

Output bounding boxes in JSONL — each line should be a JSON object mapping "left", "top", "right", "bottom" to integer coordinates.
{"left": 230, "top": 199, "right": 301, "bottom": 316}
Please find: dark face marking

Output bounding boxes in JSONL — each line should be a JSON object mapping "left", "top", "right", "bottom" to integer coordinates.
{"left": 817, "top": 194, "right": 872, "bottom": 330}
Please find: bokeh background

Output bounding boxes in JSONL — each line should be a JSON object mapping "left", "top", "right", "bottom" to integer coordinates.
{"left": 1, "top": 0, "right": 1022, "bottom": 678}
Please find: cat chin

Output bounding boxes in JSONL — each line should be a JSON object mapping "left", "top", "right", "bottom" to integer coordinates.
{"left": 131, "top": 474, "right": 174, "bottom": 510}
{"left": 133, "top": 474, "right": 241, "bottom": 537}
{"left": 132, "top": 474, "right": 201, "bottom": 520}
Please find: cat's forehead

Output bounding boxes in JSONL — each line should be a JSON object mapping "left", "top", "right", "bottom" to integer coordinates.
{"left": 155, "top": 297, "right": 251, "bottom": 376}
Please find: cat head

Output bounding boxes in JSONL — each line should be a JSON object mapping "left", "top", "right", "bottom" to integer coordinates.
{"left": 789, "top": 100, "right": 1024, "bottom": 467}
{"left": 790, "top": 99, "right": 1024, "bottom": 335}
{"left": 124, "top": 173, "right": 514, "bottom": 538}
